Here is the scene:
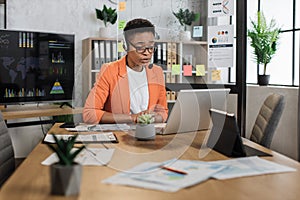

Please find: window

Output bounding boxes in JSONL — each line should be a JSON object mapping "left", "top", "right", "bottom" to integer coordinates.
{"left": 247, "top": 0, "right": 300, "bottom": 86}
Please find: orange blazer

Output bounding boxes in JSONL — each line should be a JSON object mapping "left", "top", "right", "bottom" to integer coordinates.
{"left": 83, "top": 56, "right": 168, "bottom": 124}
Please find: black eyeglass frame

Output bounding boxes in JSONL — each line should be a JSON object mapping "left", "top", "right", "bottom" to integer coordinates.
{"left": 127, "top": 41, "right": 157, "bottom": 54}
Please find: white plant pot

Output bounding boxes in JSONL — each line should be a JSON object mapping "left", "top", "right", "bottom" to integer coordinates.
{"left": 99, "top": 27, "right": 112, "bottom": 38}
{"left": 135, "top": 124, "right": 156, "bottom": 140}
{"left": 180, "top": 30, "right": 192, "bottom": 41}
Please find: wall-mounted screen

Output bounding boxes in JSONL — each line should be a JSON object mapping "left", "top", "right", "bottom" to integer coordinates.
{"left": 0, "top": 29, "right": 74, "bottom": 105}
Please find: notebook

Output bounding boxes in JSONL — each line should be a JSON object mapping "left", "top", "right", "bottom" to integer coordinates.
{"left": 160, "top": 88, "right": 230, "bottom": 135}
{"left": 207, "top": 108, "right": 272, "bottom": 157}
{"left": 43, "top": 132, "right": 118, "bottom": 144}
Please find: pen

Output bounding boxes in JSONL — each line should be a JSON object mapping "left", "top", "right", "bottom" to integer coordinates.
{"left": 160, "top": 166, "right": 188, "bottom": 175}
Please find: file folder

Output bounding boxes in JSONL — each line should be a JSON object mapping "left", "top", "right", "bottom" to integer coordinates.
{"left": 165, "top": 72, "right": 171, "bottom": 83}
{"left": 111, "top": 41, "right": 118, "bottom": 61}
{"left": 105, "top": 40, "right": 112, "bottom": 63}
{"left": 170, "top": 91, "right": 176, "bottom": 100}
{"left": 99, "top": 41, "right": 105, "bottom": 66}
{"left": 93, "top": 40, "right": 100, "bottom": 69}
{"left": 156, "top": 43, "right": 163, "bottom": 68}
{"left": 166, "top": 91, "right": 171, "bottom": 100}
{"left": 162, "top": 42, "right": 167, "bottom": 70}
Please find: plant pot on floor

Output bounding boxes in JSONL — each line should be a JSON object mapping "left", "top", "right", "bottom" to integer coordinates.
{"left": 135, "top": 124, "right": 156, "bottom": 140}
{"left": 257, "top": 75, "right": 270, "bottom": 86}
{"left": 50, "top": 163, "right": 82, "bottom": 196}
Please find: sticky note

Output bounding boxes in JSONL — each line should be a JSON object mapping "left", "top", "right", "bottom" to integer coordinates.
{"left": 118, "top": 42, "right": 125, "bottom": 52}
{"left": 183, "top": 65, "right": 192, "bottom": 76}
{"left": 171, "top": 64, "right": 181, "bottom": 75}
{"left": 118, "top": 20, "right": 126, "bottom": 30}
{"left": 211, "top": 70, "right": 221, "bottom": 81}
{"left": 119, "top": 2, "right": 126, "bottom": 11}
{"left": 196, "top": 65, "right": 205, "bottom": 76}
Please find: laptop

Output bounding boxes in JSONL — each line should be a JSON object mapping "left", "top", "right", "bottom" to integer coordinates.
{"left": 207, "top": 108, "right": 272, "bottom": 157}
{"left": 160, "top": 88, "right": 230, "bottom": 135}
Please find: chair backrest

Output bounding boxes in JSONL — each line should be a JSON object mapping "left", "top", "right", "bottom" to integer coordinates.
{"left": 0, "top": 111, "right": 15, "bottom": 187}
{"left": 250, "top": 93, "right": 285, "bottom": 148}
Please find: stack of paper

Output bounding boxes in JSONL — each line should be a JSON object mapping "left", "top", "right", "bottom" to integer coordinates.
{"left": 43, "top": 132, "right": 118, "bottom": 143}
{"left": 102, "top": 157, "right": 296, "bottom": 192}
{"left": 65, "top": 124, "right": 131, "bottom": 132}
{"left": 102, "top": 159, "right": 225, "bottom": 192}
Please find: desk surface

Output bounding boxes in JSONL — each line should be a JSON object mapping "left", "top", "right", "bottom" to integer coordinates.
{"left": 1, "top": 123, "right": 299, "bottom": 199}
{"left": 1, "top": 105, "right": 83, "bottom": 120}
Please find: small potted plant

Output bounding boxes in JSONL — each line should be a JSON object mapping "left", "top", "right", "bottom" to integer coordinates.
{"left": 135, "top": 113, "right": 156, "bottom": 140}
{"left": 95, "top": 5, "right": 118, "bottom": 38}
{"left": 248, "top": 11, "right": 281, "bottom": 86}
{"left": 47, "top": 134, "right": 85, "bottom": 196}
{"left": 173, "top": 8, "right": 200, "bottom": 40}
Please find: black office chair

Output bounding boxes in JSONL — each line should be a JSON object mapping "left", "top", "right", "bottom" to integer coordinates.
{"left": 250, "top": 93, "right": 285, "bottom": 148}
{"left": 0, "top": 111, "right": 15, "bottom": 187}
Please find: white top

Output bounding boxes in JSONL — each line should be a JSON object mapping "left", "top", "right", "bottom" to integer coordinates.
{"left": 126, "top": 66, "right": 149, "bottom": 114}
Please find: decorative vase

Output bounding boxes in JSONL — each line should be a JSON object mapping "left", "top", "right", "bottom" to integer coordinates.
{"left": 135, "top": 124, "right": 156, "bottom": 140}
{"left": 257, "top": 75, "right": 270, "bottom": 86}
{"left": 99, "top": 27, "right": 112, "bottom": 38}
{"left": 179, "top": 30, "right": 191, "bottom": 41}
{"left": 50, "top": 163, "right": 82, "bottom": 196}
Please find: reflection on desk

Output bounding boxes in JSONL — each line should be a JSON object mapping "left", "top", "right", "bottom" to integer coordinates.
{"left": 0, "top": 123, "right": 300, "bottom": 199}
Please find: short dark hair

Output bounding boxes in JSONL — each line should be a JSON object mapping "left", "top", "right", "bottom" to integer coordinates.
{"left": 123, "top": 18, "right": 155, "bottom": 42}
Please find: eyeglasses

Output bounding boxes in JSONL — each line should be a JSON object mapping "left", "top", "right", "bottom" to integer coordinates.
{"left": 128, "top": 41, "right": 157, "bottom": 54}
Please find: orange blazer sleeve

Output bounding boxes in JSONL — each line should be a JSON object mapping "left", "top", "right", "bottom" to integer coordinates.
{"left": 83, "top": 56, "right": 168, "bottom": 124}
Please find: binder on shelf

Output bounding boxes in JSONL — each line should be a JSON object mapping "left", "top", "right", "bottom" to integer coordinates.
{"left": 166, "top": 91, "right": 171, "bottom": 100}
{"left": 171, "top": 42, "right": 177, "bottom": 65}
{"left": 155, "top": 42, "right": 164, "bottom": 70}
{"left": 99, "top": 40, "right": 105, "bottom": 66}
{"left": 111, "top": 41, "right": 118, "bottom": 61}
{"left": 167, "top": 42, "right": 172, "bottom": 71}
{"left": 105, "top": 40, "right": 112, "bottom": 63}
{"left": 170, "top": 91, "right": 176, "bottom": 100}
{"left": 162, "top": 42, "right": 167, "bottom": 70}
{"left": 170, "top": 74, "right": 176, "bottom": 83}
{"left": 92, "top": 40, "right": 100, "bottom": 70}
{"left": 165, "top": 72, "right": 171, "bottom": 83}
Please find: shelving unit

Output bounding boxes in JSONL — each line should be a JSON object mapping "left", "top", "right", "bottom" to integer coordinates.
{"left": 82, "top": 37, "right": 209, "bottom": 104}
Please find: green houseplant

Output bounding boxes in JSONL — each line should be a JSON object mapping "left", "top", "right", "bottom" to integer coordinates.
{"left": 173, "top": 8, "right": 200, "bottom": 31}
{"left": 95, "top": 5, "right": 118, "bottom": 38}
{"left": 248, "top": 11, "right": 281, "bottom": 85}
{"left": 95, "top": 5, "right": 117, "bottom": 27}
{"left": 173, "top": 8, "right": 200, "bottom": 41}
{"left": 47, "top": 134, "right": 85, "bottom": 196}
{"left": 135, "top": 114, "right": 155, "bottom": 140}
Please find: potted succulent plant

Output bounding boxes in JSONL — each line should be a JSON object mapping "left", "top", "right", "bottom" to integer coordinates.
{"left": 95, "top": 5, "right": 118, "bottom": 38}
{"left": 173, "top": 8, "right": 200, "bottom": 41}
{"left": 135, "top": 113, "right": 156, "bottom": 140}
{"left": 46, "top": 134, "right": 85, "bottom": 196}
{"left": 248, "top": 11, "right": 281, "bottom": 86}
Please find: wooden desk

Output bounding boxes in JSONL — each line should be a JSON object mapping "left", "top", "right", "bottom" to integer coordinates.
{"left": 1, "top": 123, "right": 299, "bottom": 199}
{"left": 1, "top": 105, "right": 83, "bottom": 127}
